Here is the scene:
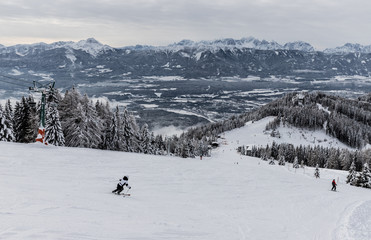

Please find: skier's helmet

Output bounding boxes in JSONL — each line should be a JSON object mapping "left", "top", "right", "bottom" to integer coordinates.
{"left": 123, "top": 176, "right": 129, "bottom": 180}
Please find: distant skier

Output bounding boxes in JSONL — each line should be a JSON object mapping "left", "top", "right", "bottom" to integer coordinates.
{"left": 331, "top": 179, "right": 337, "bottom": 191}
{"left": 112, "top": 176, "right": 131, "bottom": 194}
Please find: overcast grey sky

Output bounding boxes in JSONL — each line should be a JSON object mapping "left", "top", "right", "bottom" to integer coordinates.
{"left": 0, "top": 0, "right": 370, "bottom": 50}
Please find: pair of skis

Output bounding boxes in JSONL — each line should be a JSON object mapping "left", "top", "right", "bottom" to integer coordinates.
{"left": 113, "top": 190, "right": 131, "bottom": 197}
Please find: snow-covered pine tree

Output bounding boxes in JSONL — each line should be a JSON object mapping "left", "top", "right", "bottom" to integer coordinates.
{"left": 43, "top": 88, "right": 64, "bottom": 146}
{"left": 316, "top": 146, "right": 327, "bottom": 168}
{"left": 58, "top": 87, "right": 81, "bottom": 121}
{"left": 63, "top": 103, "right": 85, "bottom": 147}
{"left": 194, "top": 139, "right": 202, "bottom": 157}
{"left": 173, "top": 136, "right": 191, "bottom": 158}
{"left": 121, "top": 107, "right": 138, "bottom": 152}
{"left": 314, "top": 164, "right": 320, "bottom": 178}
{"left": 339, "top": 149, "right": 351, "bottom": 170}
{"left": 353, "top": 150, "right": 363, "bottom": 171}
{"left": 13, "top": 97, "right": 37, "bottom": 143}
{"left": 353, "top": 162, "right": 371, "bottom": 188}
{"left": 58, "top": 87, "right": 82, "bottom": 146}
{"left": 165, "top": 135, "right": 177, "bottom": 155}
{"left": 179, "top": 138, "right": 190, "bottom": 158}
{"left": 46, "top": 87, "right": 62, "bottom": 105}
{"left": 139, "top": 123, "right": 153, "bottom": 154}
{"left": 129, "top": 114, "right": 141, "bottom": 152}
{"left": 79, "top": 94, "right": 103, "bottom": 148}
{"left": 29, "top": 96, "right": 39, "bottom": 141}
{"left": 107, "top": 106, "right": 124, "bottom": 151}
{"left": 97, "top": 101, "right": 113, "bottom": 150}
{"left": 95, "top": 101, "right": 112, "bottom": 125}
{"left": 174, "top": 139, "right": 182, "bottom": 157}
{"left": 0, "top": 104, "right": 6, "bottom": 140}
{"left": 240, "top": 145, "right": 246, "bottom": 155}
{"left": 306, "top": 147, "right": 316, "bottom": 167}
{"left": 264, "top": 144, "right": 272, "bottom": 159}
{"left": 188, "top": 138, "right": 196, "bottom": 158}
{"left": 153, "top": 134, "right": 165, "bottom": 155}
{"left": 198, "top": 139, "right": 210, "bottom": 157}
{"left": 13, "top": 101, "right": 21, "bottom": 141}
{"left": 278, "top": 155, "right": 285, "bottom": 166}
{"left": 327, "top": 148, "right": 341, "bottom": 169}
{"left": 296, "top": 145, "right": 305, "bottom": 164}
{"left": 0, "top": 104, "right": 15, "bottom": 142}
{"left": 271, "top": 141, "right": 279, "bottom": 159}
{"left": 346, "top": 161, "right": 357, "bottom": 185}
{"left": 4, "top": 99, "right": 13, "bottom": 119}
{"left": 150, "top": 132, "right": 156, "bottom": 153}
{"left": 285, "top": 144, "right": 296, "bottom": 163}
{"left": 293, "top": 157, "right": 300, "bottom": 168}
{"left": 366, "top": 163, "right": 371, "bottom": 188}
{"left": 45, "top": 103, "right": 65, "bottom": 146}
{"left": 3, "top": 100, "right": 15, "bottom": 142}
{"left": 62, "top": 95, "right": 103, "bottom": 149}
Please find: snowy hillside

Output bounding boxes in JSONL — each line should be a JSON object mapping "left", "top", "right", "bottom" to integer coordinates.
{"left": 0, "top": 119, "right": 370, "bottom": 240}
{"left": 238, "top": 116, "right": 351, "bottom": 150}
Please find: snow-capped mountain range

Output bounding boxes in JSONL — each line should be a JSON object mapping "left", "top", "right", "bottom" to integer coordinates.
{"left": 0, "top": 38, "right": 113, "bottom": 57}
{"left": 150, "top": 37, "right": 315, "bottom": 52}
{"left": 324, "top": 43, "right": 371, "bottom": 54}
{"left": 131, "top": 38, "right": 371, "bottom": 54}
{"left": 2, "top": 37, "right": 371, "bottom": 89}
{"left": 129, "top": 38, "right": 371, "bottom": 54}
{"left": 2, "top": 37, "right": 371, "bottom": 56}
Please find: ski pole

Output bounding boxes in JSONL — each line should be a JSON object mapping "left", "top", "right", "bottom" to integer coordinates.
{"left": 125, "top": 187, "right": 131, "bottom": 194}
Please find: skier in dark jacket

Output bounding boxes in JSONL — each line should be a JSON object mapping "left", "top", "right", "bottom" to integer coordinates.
{"left": 331, "top": 179, "right": 337, "bottom": 191}
{"left": 112, "top": 176, "right": 131, "bottom": 194}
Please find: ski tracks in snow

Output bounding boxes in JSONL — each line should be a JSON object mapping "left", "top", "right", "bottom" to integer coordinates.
{"left": 333, "top": 200, "right": 371, "bottom": 240}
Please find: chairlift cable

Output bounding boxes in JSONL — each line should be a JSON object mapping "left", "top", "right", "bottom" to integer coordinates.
{"left": 0, "top": 74, "right": 55, "bottom": 90}
{"left": 0, "top": 78, "right": 29, "bottom": 88}
{"left": 0, "top": 74, "right": 31, "bottom": 85}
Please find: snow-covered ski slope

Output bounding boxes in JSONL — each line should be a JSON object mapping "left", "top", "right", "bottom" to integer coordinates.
{"left": 240, "top": 116, "right": 351, "bottom": 149}
{"left": 0, "top": 117, "right": 370, "bottom": 240}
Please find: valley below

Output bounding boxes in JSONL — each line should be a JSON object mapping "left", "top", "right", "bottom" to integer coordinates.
{"left": 2, "top": 75, "right": 371, "bottom": 135}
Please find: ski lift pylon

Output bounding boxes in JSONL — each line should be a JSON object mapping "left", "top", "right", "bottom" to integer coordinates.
{"left": 28, "top": 80, "right": 56, "bottom": 145}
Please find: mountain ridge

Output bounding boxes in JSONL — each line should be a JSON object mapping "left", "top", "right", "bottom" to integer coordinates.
{"left": 1, "top": 37, "right": 114, "bottom": 57}
{"left": 3, "top": 37, "right": 371, "bottom": 55}
{"left": 2, "top": 37, "right": 371, "bottom": 89}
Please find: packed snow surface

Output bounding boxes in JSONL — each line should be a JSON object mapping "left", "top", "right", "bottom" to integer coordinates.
{"left": 0, "top": 118, "right": 370, "bottom": 240}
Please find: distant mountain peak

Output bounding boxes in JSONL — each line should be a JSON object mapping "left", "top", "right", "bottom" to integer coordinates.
{"left": 324, "top": 43, "right": 371, "bottom": 54}
{"left": 69, "top": 38, "right": 113, "bottom": 56}
{"left": 84, "top": 37, "right": 101, "bottom": 44}
{"left": 175, "top": 39, "right": 195, "bottom": 46}
{"left": 283, "top": 41, "right": 315, "bottom": 52}
{"left": 74, "top": 38, "right": 104, "bottom": 48}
